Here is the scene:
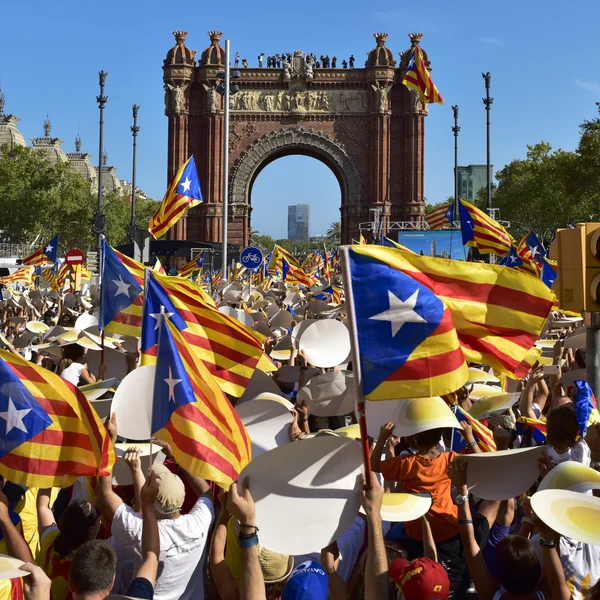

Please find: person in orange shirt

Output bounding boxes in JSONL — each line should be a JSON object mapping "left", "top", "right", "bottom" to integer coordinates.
{"left": 371, "top": 422, "right": 499, "bottom": 600}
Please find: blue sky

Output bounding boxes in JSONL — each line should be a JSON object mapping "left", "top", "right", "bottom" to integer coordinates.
{"left": 2, "top": 0, "right": 600, "bottom": 239}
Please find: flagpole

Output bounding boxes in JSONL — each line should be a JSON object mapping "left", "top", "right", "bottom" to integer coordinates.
{"left": 339, "top": 245, "right": 373, "bottom": 485}
{"left": 222, "top": 40, "right": 231, "bottom": 281}
{"left": 149, "top": 303, "right": 166, "bottom": 465}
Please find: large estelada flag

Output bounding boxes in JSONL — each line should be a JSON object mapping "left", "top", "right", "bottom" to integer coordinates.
{"left": 22, "top": 235, "right": 58, "bottom": 267}
{"left": 0, "top": 350, "right": 115, "bottom": 487}
{"left": 148, "top": 157, "right": 203, "bottom": 239}
{"left": 152, "top": 317, "right": 251, "bottom": 488}
{"left": 344, "top": 245, "right": 555, "bottom": 399}
{"left": 402, "top": 46, "right": 443, "bottom": 105}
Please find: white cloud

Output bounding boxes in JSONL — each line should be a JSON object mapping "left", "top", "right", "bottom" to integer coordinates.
{"left": 478, "top": 38, "right": 504, "bottom": 46}
{"left": 575, "top": 78, "right": 600, "bottom": 94}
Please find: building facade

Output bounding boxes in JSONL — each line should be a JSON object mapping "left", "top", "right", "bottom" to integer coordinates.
{"left": 288, "top": 204, "right": 310, "bottom": 240}
{"left": 457, "top": 164, "right": 493, "bottom": 202}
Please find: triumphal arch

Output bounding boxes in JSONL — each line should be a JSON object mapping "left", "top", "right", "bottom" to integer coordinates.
{"left": 163, "top": 31, "right": 434, "bottom": 245}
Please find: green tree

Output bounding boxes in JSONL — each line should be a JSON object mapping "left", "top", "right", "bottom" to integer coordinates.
{"left": 326, "top": 221, "right": 341, "bottom": 246}
{"left": 253, "top": 234, "right": 275, "bottom": 253}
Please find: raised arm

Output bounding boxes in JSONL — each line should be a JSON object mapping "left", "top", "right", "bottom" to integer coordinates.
{"left": 36, "top": 488, "right": 56, "bottom": 538}
{"left": 210, "top": 491, "right": 240, "bottom": 600}
{"left": 123, "top": 447, "right": 146, "bottom": 513}
{"left": 135, "top": 471, "right": 160, "bottom": 588}
{"left": 371, "top": 422, "right": 394, "bottom": 472}
{"left": 0, "top": 490, "right": 32, "bottom": 563}
{"left": 360, "top": 472, "right": 388, "bottom": 600}
{"left": 520, "top": 366, "right": 544, "bottom": 419}
{"left": 421, "top": 513, "right": 437, "bottom": 562}
{"left": 448, "top": 458, "right": 498, "bottom": 600}
{"left": 227, "top": 479, "right": 266, "bottom": 600}
{"left": 96, "top": 413, "right": 123, "bottom": 521}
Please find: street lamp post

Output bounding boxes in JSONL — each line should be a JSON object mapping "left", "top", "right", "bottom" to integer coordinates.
{"left": 92, "top": 71, "right": 108, "bottom": 279}
{"left": 451, "top": 105, "right": 460, "bottom": 221}
{"left": 482, "top": 72, "right": 493, "bottom": 215}
{"left": 128, "top": 105, "right": 140, "bottom": 243}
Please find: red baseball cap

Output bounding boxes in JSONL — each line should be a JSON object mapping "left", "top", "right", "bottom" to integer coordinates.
{"left": 389, "top": 557, "right": 450, "bottom": 600}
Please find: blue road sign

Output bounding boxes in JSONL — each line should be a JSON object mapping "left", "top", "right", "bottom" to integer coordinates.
{"left": 240, "top": 246, "right": 263, "bottom": 270}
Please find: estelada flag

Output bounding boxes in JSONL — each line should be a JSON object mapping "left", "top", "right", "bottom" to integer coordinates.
{"left": 0, "top": 350, "right": 115, "bottom": 487}
{"left": 403, "top": 46, "right": 443, "bottom": 105}
{"left": 426, "top": 202, "right": 453, "bottom": 230}
{"left": 346, "top": 245, "right": 555, "bottom": 390}
{"left": 152, "top": 317, "right": 251, "bottom": 488}
{"left": 0, "top": 266, "right": 34, "bottom": 285}
{"left": 22, "top": 234, "right": 58, "bottom": 267}
{"left": 148, "top": 157, "right": 202, "bottom": 239}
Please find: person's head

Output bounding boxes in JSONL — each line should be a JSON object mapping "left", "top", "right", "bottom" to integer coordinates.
{"left": 546, "top": 403, "right": 578, "bottom": 449}
{"left": 281, "top": 560, "right": 328, "bottom": 600}
{"left": 389, "top": 557, "right": 450, "bottom": 600}
{"left": 496, "top": 536, "right": 541, "bottom": 595}
{"left": 409, "top": 428, "right": 444, "bottom": 451}
{"left": 347, "top": 542, "right": 408, "bottom": 600}
{"left": 70, "top": 540, "right": 116, "bottom": 598}
{"left": 257, "top": 546, "right": 294, "bottom": 600}
{"left": 58, "top": 344, "right": 86, "bottom": 374}
{"left": 54, "top": 500, "right": 101, "bottom": 559}
{"left": 150, "top": 463, "right": 185, "bottom": 519}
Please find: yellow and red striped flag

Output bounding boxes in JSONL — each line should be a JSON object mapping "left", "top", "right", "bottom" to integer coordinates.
{"left": 348, "top": 245, "right": 555, "bottom": 380}
{"left": 0, "top": 266, "right": 34, "bottom": 285}
{"left": 51, "top": 262, "right": 70, "bottom": 291}
{"left": 141, "top": 271, "right": 267, "bottom": 397}
{"left": 177, "top": 252, "right": 204, "bottom": 280}
{"left": 22, "top": 235, "right": 58, "bottom": 267}
{"left": 0, "top": 350, "right": 115, "bottom": 488}
{"left": 451, "top": 404, "right": 496, "bottom": 453}
{"left": 426, "top": 202, "right": 453, "bottom": 230}
{"left": 148, "top": 156, "right": 203, "bottom": 239}
{"left": 152, "top": 318, "right": 251, "bottom": 488}
{"left": 102, "top": 246, "right": 146, "bottom": 337}
{"left": 268, "top": 244, "right": 300, "bottom": 275}
{"left": 153, "top": 257, "right": 166, "bottom": 274}
{"left": 402, "top": 46, "right": 443, "bottom": 105}
{"left": 451, "top": 199, "right": 513, "bottom": 257}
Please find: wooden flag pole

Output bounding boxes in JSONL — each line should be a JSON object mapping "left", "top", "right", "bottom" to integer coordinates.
{"left": 339, "top": 245, "right": 373, "bottom": 486}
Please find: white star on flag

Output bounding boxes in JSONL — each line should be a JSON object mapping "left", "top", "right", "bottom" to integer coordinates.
{"left": 164, "top": 367, "right": 182, "bottom": 403}
{"left": 150, "top": 312, "right": 174, "bottom": 330}
{"left": 369, "top": 290, "right": 427, "bottom": 338}
{"left": 112, "top": 276, "right": 131, "bottom": 298}
{"left": 180, "top": 176, "right": 192, "bottom": 193}
{"left": 528, "top": 245, "right": 540, "bottom": 260}
{"left": 45, "top": 244, "right": 53, "bottom": 253}
{"left": 509, "top": 254, "right": 518, "bottom": 264}
{"left": 0, "top": 397, "right": 32, "bottom": 435}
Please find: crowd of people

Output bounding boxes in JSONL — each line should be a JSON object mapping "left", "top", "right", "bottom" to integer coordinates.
{"left": 0, "top": 268, "right": 599, "bottom": 600}
{"left": 234, "top": 52, "right": 356, "bottom": 69}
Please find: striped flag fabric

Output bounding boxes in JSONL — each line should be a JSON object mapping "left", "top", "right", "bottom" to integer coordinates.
{"left": 51, "top": 262, "right": 70, "bottom": 291}
{"left": 345, "top": 246, "right": 469, "bottom": 399}
{"left": 0, "top": 266, "right": 34, "bottom": 285}
{"left": 148, "top": 156, "right": 203, "bottom": 239}
{"left": 100, "top": 241, "right": 144, "bottom": 337}
{"left": 449, "top": 199, "right": 512, "bottom": 257}
{"left": 518, "top": 231, "right": 546, "bottom": 266}
{"left": 322, "top": 285, "right": 342, "bottom": 304}
{"left": 347, "top": 245, "right": 555, "bottom": 380}
{"left": 22, "top": 234, "right": 59, "bottom": 267}
{"left": 426, "top": 203, "right": 453, "bottom": 230}
{"left": 402, "top": 46, "right": 444, "bottom": 105}
{"left": 0, "top": 349, "right": 115, "bottom": 487}
{"left": 451, "top": 404, "right": 496, "bottom": 453}
{"left": 141, "top": 271, "right": 266, "bottom": 397}
{"left": 153, "top": 258, "right": 166, "bottom": 274}
{"left": 152, "top": 318, "right": 251, "bottom": 488}
{"left": 177, "top": 252, "right": 204, "bottom": 280}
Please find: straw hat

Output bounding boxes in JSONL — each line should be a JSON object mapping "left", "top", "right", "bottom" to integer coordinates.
{"left": 258, "top": 546, "right": 294, "bottom": 583}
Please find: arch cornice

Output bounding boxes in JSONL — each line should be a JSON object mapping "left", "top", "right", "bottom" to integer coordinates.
{"left": 229, "top": 127, "right": 363, "bottom": 213}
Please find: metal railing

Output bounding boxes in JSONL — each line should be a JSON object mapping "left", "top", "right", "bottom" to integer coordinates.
{"left": 0, "top": 243, "right": 29, "bottom": 258}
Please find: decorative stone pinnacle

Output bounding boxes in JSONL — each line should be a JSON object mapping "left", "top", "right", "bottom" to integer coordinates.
{"left": 374, "top": 33, "right": 388, "bottom": 47}
{"left": 102, "top": 151, "right": 108, "bottom": 166}
{"left": 173, "top": 31, "right": 188, "bottom": 45}
{"left": 0, "top": 85, "right": 5, "bottom": 115}
{"left": 409, "top": 33, "right": 424, "bottom": 46}
{"left": 208, "top": 31, "right": 223, "bottom": 46}
{"left": 75, "top": 134, "right": 82, "bottom": 152}
{"left": 43, "top": 117, "right": 51, "bottom": 138}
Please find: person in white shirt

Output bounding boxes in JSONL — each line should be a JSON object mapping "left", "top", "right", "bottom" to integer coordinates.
{"left": 58, "top": 344, "right": 100, "bottom": 387}
{"left": 96, "top": 415, "right": 214, "bottom": 600}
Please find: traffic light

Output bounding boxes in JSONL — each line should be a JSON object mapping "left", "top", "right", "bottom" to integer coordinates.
{"left": 556, "top": 223, "right": 600, "bottom": 312}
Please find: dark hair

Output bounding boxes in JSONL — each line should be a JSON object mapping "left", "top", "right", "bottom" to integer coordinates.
{"left": 411, "top": 428, "right": 444, "bottom": 448}
{"left": 347, "top": 541, "right": 408, "bottom": 600}
{"left": 266, "top": 579, "right": 289, "bottom": 600}
{"left": 57, "top": 344, "right": 86, "bottom": 375}
{"left": 496, "top": 536, "right": 541, "bottom": 594}
{"left": 575, "top": 349, "right": 587, "bottom": 369}
{"left": 70, "top": 540, "right": 116, "bottom": 594}
{"left": 54, "top": 500, "right": 98, "bottom": 559}
{"left": 546, "top": 403, "right": 578, "bottom": 447}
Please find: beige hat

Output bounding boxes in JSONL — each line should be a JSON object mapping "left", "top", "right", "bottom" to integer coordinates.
{"left": 257, "top": 545, "right": 294, "bottom": 583}
{"left": 150, "top": 464, "right": 185, "bottom": 516}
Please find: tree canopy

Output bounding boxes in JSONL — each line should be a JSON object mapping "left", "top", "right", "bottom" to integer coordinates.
{"left": 0, "top": 144, "right": 157, "bottom": 252}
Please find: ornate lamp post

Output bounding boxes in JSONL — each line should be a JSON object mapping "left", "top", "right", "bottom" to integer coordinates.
{"left": 128, "top": 104, "right": 140, "bottom": 242}
{"left": 92, "top": 71, "right": 108, "bottom": 278}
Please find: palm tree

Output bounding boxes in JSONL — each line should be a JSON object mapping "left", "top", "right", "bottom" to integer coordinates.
{"left": 249, "top": 228, "right": 260, "bottom": 245}
{"left": 326, "top": 221, "right": 341, "bottom": 246}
